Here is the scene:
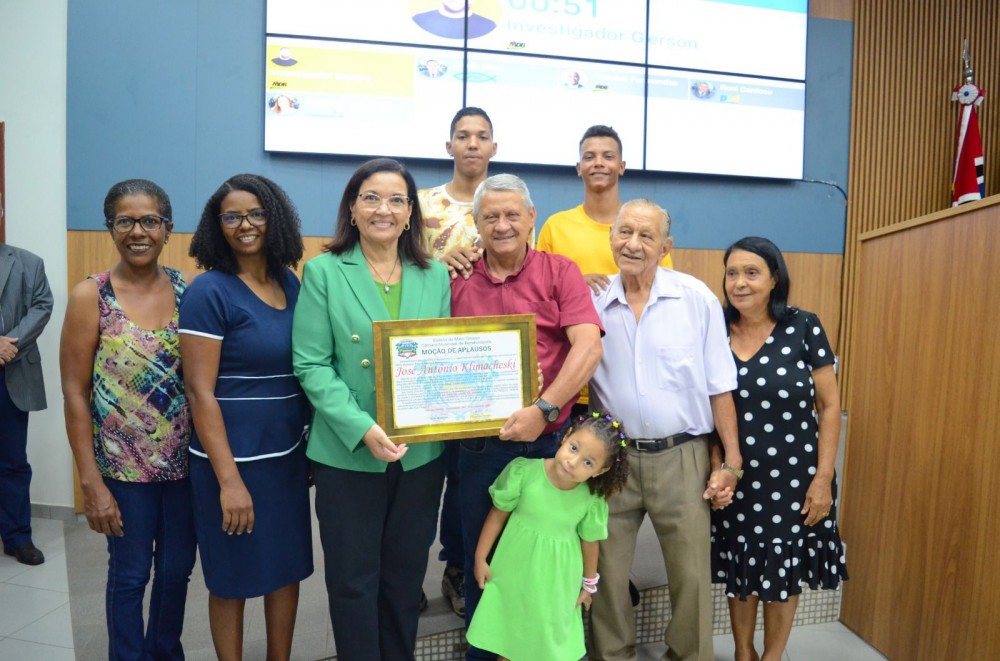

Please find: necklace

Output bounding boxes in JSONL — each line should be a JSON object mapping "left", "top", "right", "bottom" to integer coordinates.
{"left": 362, "top": 250, "right": 399, "bottom": 293}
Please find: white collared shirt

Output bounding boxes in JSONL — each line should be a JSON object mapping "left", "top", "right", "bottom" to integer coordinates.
{"left": 590, "top": 267, "right": 737, "bottom": 439}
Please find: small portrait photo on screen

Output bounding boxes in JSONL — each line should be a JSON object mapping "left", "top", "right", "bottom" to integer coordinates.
{"left": 268, "top": 95, "right": 300, "bottom": 114}
{"left": 562, "top": 70, "right": 585, "bottom": 89}
{"left": 419, "top": 59, "right": 449, "bottom": 78}
{"left": 271, "top": 46, "right": 298, "bottom": 66}
{"left": 691, "top": 81, "right": 715, "bottom": 99}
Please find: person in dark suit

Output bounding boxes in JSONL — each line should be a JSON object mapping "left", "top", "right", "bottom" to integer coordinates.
{"left": 0, "top": 243, "right": 53, "bottom": 566}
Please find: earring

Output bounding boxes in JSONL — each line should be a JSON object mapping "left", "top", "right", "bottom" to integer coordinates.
{"left": 350, "top": 217, "right": 357, "bottom": 227}
{"left": 404, "top": 222, "right": 411, "bottom": 231}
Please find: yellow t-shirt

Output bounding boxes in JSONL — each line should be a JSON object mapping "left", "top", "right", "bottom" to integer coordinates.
{"left": 536, "top": 204, "right": 673, "bottom": 272}
{"left": 537, "top": 205, "right": 672, "bottom": 406}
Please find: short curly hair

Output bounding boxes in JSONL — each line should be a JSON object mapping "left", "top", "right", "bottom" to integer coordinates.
{"left": 189, "top": 173, "right": 304, "bottom": 279}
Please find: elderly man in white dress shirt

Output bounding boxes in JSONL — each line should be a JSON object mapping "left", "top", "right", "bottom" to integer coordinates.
{"left": 587, "top": 199, "right": 742, "bottom": 661}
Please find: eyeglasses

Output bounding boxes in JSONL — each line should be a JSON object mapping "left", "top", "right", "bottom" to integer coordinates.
{"left": 357, "top": 192, "right": 410, "bottom": 212}
{"left": 106, "top": 215, "right": 169, "bottom": 233}
{"left": 218, "top": 209, "right": 268, "bottom": 228}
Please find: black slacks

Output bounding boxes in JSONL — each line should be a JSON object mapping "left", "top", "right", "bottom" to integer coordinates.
{"left": 313, "top": 457, "right": 445, "bottom": 661}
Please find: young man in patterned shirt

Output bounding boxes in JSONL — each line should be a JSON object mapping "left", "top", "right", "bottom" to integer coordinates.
{"left": 416, "top": 106, "right": 497, "bottom": 617}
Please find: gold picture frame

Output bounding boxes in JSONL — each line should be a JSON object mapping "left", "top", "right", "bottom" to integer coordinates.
{"left": 372, "top": 314, "right": 538, "bottom": 443}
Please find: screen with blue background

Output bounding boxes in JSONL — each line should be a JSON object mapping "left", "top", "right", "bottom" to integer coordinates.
{"left": 67, "top": 0, "right": 851, "bottom": 254}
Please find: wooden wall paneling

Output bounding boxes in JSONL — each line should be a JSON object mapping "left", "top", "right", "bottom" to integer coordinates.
{"left": 672, "top": 248, "right": 844, "bottom": 353}
{"left": 840, "top": 199, "right": 1000, "bottom": 660}
{"left": 65, "top": 236, "right": 845, "bottom": 355}
{"left": 970, "top": 360, "right": 1000, "bottom": 655}
{"left": 840, "top": 0, "right": 1000, "bottom": 403}
{"left": 65, "top": 232, "right": 333, "bottom": 287}
{"left": 670, "top": 248, "right": 725, "bottom": 297}
{"left": 783, "top": 251, "right": 843, "bottom": 352}
{"left": 835, "top": 236, "right": 897, "bottom": 640}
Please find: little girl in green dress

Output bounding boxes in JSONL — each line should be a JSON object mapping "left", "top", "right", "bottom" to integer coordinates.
{"left": 467, "top": 412, "right": 631, "bottom": 661}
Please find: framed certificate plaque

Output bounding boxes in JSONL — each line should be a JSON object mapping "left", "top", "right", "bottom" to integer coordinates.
{"left": 372, "top": 314, "right": 538, "bottom": 443}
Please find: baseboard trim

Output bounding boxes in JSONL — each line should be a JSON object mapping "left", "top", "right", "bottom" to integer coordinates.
{"left": 30, "top": 503, "right": 78, "bottom": 522}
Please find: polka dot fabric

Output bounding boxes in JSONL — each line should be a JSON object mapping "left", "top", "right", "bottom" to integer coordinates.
{"left": 711, "top": 309, "right": 848, "bottom": 602}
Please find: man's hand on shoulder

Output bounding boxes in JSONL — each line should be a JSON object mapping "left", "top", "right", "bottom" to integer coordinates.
{"left": 442, "top": 245, "right": 482, "bottom": 280}
{"left": 583, "top": 273, "right": 611, "bottom": 294}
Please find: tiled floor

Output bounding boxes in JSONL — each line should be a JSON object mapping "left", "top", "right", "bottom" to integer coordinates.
{"left": 637, "top": 619, "right": 889, "bottom": 660}
{"left": 0, "top": 518, "right": 75, "bottom": 660}
{"left": 4, "top": 514, "right": 889, "bottom": 660}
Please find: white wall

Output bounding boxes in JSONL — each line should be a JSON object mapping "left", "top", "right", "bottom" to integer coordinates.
{"left": 0, "top": 1, "right": 73, "bottom": 508}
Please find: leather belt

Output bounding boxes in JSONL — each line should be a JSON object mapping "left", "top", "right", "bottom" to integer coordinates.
{"left": 629, "top": 433, "right": 697, "bottom": 452}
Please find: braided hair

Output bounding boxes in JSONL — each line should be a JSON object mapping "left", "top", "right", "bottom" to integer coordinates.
{"left": 566, "top": 411, "right": 631, "bottom": 500}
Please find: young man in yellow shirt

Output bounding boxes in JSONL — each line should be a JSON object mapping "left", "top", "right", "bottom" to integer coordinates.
{"left": 537, "top": 124, "right": 672, "bottom": 294}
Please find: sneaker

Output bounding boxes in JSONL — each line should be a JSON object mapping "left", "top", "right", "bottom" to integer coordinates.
{"left": 441, "top": 564, "right": 465, "bottom": 617}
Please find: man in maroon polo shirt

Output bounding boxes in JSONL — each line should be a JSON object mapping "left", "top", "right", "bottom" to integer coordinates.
{"left": 451, "top": 173, "right": 603, "bottom": 661}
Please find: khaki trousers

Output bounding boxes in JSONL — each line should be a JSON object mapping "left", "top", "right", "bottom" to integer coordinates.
{"left": 588, "top": 437, "right": 714, "bottom": 661}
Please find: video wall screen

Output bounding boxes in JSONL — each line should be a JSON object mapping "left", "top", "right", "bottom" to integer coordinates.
{"left": 265, "top": 0, "right": 808, "bottom": 179}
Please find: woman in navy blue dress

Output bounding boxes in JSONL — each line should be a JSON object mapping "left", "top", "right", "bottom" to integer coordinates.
{"left": 180, "top": 174, "right": 311, "bottom": 661}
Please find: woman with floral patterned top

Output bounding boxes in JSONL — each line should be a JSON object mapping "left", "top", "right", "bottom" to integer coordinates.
{"left": 61, "top": 179, "right": 197, "bottom": 661}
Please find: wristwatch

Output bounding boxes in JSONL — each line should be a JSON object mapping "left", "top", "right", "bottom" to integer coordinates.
{"left": 533, "top": 398, "right": 560, "bottom": 423}
{"left": 721, "top": 462, "right": 744, "bottom": 480}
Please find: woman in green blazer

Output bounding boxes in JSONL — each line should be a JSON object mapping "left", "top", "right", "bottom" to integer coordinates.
{"left": 292, "top": 158, "right": 450, "bottom": 661}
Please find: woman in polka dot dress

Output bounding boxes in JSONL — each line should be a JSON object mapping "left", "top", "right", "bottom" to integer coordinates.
{"left": 710, "top": 236, "right": 848, "bottom": 661}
